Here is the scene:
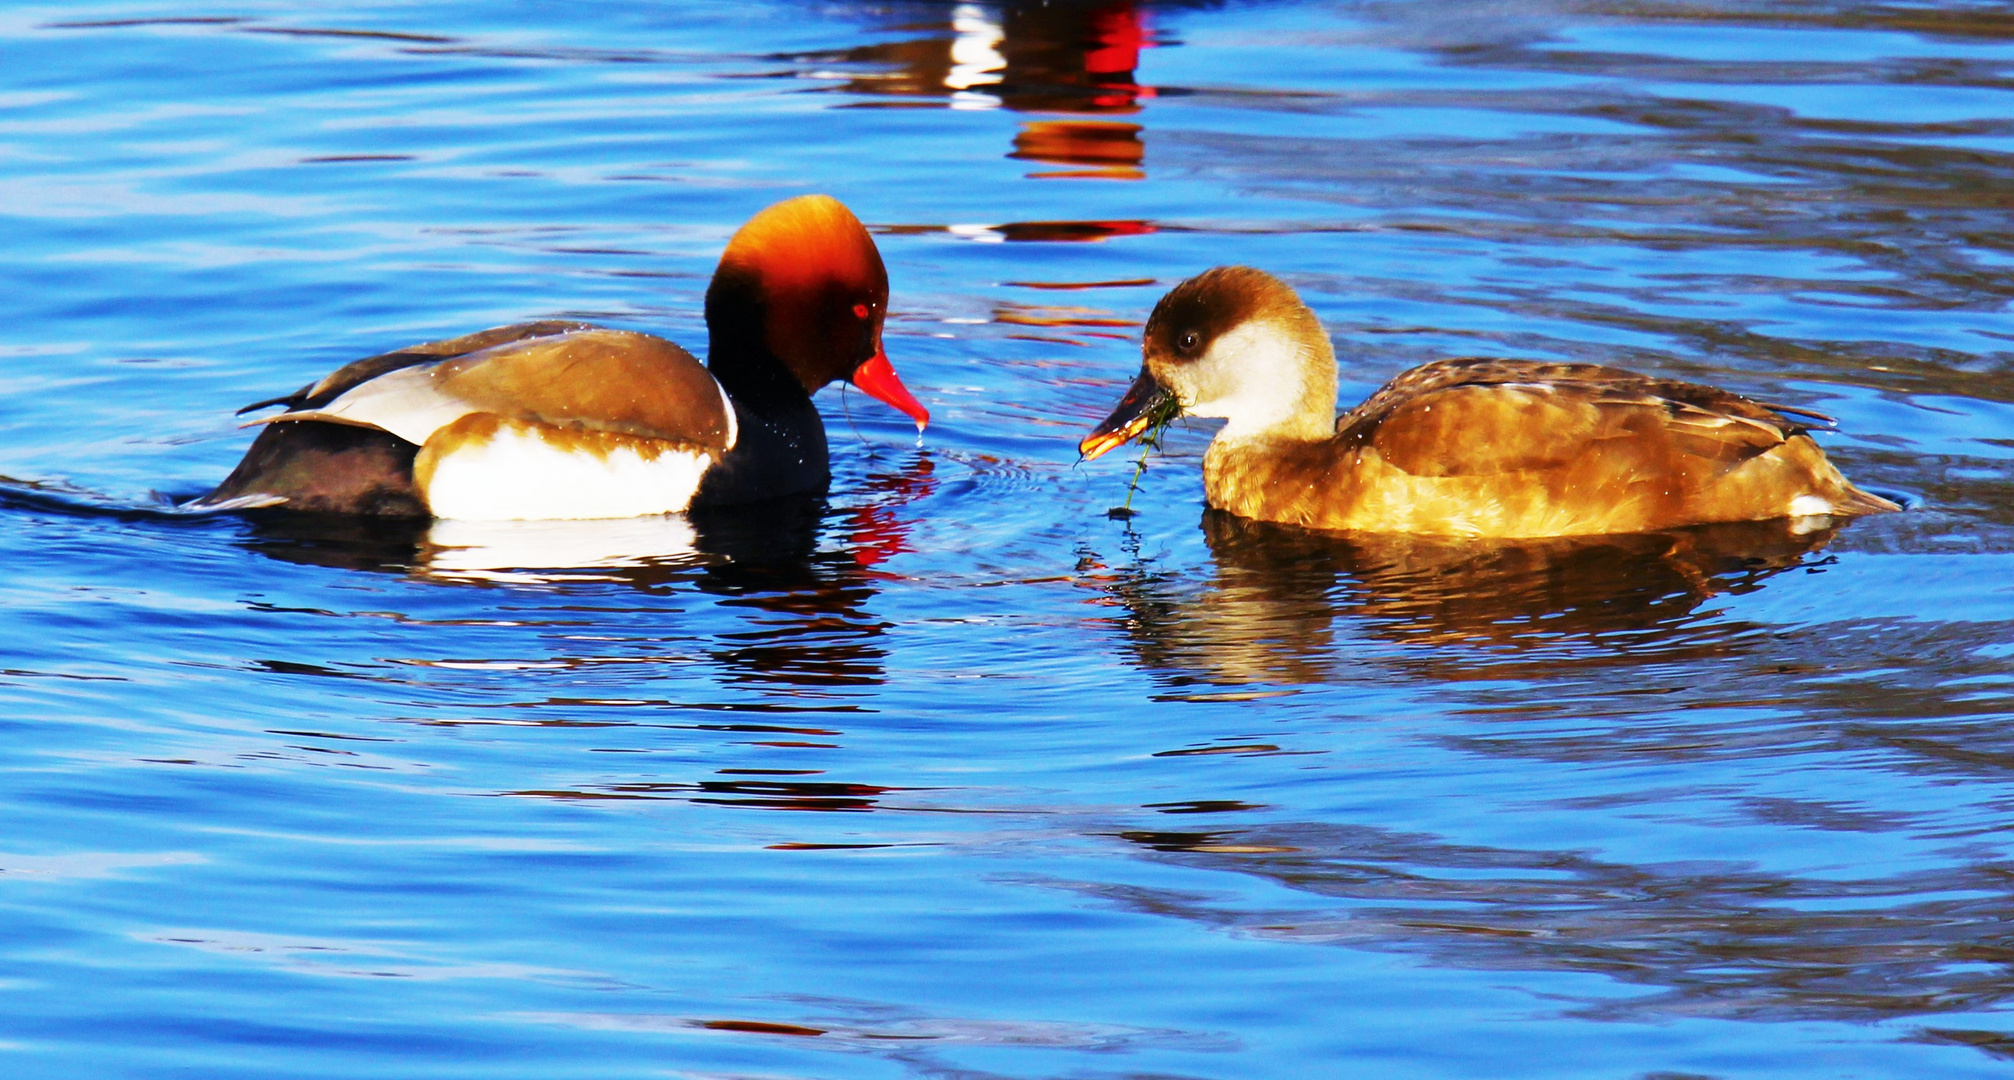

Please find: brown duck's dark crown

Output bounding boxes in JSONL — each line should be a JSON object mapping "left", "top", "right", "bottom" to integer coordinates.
{"left": 1143, "top": 266, "right": 1312, "bottom": 367}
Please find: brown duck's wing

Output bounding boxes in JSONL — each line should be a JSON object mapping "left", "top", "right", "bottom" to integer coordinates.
{"left": 236, "top": 321, "right": 593, "bottom": 415}
{"left": 1341, "top": 358, "right": 1806, "bottom": 478}
{"left": 265, "top": 328, "right": 734, "bottom": 454}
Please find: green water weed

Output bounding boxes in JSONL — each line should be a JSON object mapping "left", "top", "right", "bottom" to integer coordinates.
{"left": 1108, "top": 393, "right": 1183, "bottom": 519}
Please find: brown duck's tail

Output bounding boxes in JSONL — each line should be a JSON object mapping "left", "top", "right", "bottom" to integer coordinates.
{"left": 1834, "top": 484, "right": 1903, "bottom": 515}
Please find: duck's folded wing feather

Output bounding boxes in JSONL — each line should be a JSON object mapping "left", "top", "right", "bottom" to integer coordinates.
{"left": 431, "top": 329, "right": 734, "bottom": 451}
{"left": 255, "top": 363, "right": 479, "bottom": 445}
{"left": 236, "top": 320, "right": 592, "bottom": 415}
{"left": 1358, "top": 372, "right": 1796, "bottom": 478}
{"left": 253, "top": 327, "right": 734, "bottom": 453}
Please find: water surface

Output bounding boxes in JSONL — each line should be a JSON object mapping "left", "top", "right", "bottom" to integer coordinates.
{"left": 3, "top": 1, "right": 2013, "bottom": 1076}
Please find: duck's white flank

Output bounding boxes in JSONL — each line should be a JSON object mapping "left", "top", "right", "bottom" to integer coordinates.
{"left": 420, "top": 421, "right": 712, "bottom": 520}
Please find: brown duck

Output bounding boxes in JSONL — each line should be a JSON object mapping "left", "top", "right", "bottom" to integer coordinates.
{"left": 1081, "top": 266, "right": 1897, "bottom": 537}
{"left": 195, "top": 195, "right": 928, "bottom": 520}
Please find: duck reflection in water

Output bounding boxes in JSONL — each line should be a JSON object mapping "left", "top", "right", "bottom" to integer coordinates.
{"left": 802, "top": 1, "right": 1160, "bottom": 180}
{"left": 230, "top": 455, "right": 936, "bottom": 691}
{"left": 1092, "top": 510, "right": 1841, "bottom": 685}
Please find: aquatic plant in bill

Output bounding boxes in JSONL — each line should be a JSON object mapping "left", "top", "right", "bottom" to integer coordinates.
{"left": 1108, "top": 391, "right": 1182, "bottom": 520}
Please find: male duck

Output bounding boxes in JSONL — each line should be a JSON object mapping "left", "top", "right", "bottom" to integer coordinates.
{"left": 1081, "top": 266, "right": 1896, "bottom": 537}
{"left": 197, "top": 195, "right": 928, "bottom": 519}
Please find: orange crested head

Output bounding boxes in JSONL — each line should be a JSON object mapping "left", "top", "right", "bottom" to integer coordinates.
{"left": 705, "top": 195, "right": 925, "bottom": 428}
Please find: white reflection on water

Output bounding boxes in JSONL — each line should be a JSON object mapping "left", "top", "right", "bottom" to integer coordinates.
{"left": 422, "top": 514, "right": 700, "bottom": 583}
{"left": 946, "top": 4, "right": 1006, "bottom": 108}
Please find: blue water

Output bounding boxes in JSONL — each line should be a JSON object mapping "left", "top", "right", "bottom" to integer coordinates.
{"left": 4, "top": 2, "right": 2014, "bottom": 1076}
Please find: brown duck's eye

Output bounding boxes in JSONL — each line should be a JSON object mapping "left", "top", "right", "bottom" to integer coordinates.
{"left": 853, "top": 303, "right": 871, "bottom": 320}
{"left": 1177, "top": 330, "right": 1200, "bottom": 353}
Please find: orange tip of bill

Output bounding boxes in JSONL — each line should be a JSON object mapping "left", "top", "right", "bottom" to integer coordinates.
{"left": 1078, "top": 413, "right": 1152, "bottom": 461}
{"left": 851, "top": 351, "right": 929, "bottom": 431}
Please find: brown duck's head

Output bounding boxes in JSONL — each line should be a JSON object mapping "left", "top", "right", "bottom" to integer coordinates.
{"left": 1080, "top": 266, "right": 1336, "bottom": 460}
{"left": 706, "top": 195, "right": 927, "bottom": 429}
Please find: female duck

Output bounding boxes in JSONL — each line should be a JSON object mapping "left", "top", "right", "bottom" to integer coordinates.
{"left": 1081, "top": 266, "right": 1896, "bottom": 537}
{"left": 197, "top": 195, "right": 928, "bottom": 519}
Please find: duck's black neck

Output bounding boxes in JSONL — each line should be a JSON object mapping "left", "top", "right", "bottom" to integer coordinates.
{"left": 695, "top": 328, "right": 831, "bottom": 508}
{"left": 703, "top": 271, "right": 816, "bottom": 414}
{"left": 708, "top": 338, "right": 814, "bottom": 417}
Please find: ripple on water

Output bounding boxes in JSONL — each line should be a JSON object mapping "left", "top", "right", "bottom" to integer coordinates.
{"left": 2, "top": 2, "right": 2014, "bottom": 1078}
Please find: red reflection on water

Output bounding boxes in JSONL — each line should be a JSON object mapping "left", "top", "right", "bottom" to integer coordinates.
{"left": 993, "top": 219, "right": 1157, "bottom": 242}
{"left": 875, "top": 219, "right": 1159, "bottom": 244}
{"left": 701, "top": 1019, "right": 828, "bottom": 1037}
{"left": 1084, "top": 4, "right": 1146, "bottom": 76}
{"left": 1002, "top": 277, "right": 1157, "bottom": 290}
{"left": 844, "top": 456, "right": 935, "bottom": 572}
{"left": 998, "top": 0, "right": 1156, "bottom": 114}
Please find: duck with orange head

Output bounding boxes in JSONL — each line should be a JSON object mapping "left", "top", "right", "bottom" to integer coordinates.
{"left": 197, "top": 195, "right": 928, "bottom": 520}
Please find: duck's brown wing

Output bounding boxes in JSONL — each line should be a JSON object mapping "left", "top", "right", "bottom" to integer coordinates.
{"left": 235, "top": 321, "right": 593, "bottom": 415}
{"left": 1339, "top": 357, "right": 1808, "bottom": 478}
{"left": 259, "top": 328, "right": 735, "bottom": 453}
{"left": 430, "top": 329, "right": 733, "bottom": 450}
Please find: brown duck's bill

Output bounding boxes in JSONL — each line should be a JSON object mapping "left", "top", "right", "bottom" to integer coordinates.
{"left": 1079, "top": 370, "right": 1174, "bottom": 461}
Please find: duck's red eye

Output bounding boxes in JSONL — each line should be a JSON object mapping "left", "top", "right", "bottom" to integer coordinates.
{"left": 853, "top": 303, "right": 870, "bottom": 320}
